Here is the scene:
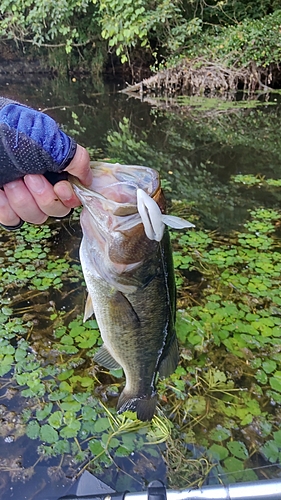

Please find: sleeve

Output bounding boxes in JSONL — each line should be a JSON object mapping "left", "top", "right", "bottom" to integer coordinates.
{"left": 0, "top": 97, "right": 77, "bottom": 187}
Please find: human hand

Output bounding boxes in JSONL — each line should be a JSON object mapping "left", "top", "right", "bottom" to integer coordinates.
{"left": 0, "top": 145, "right": 92, "bottom": 228}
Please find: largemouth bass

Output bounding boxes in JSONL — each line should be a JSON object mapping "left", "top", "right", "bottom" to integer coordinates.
{"left": 71, "top": 162, "right": 194, "bottom": 421}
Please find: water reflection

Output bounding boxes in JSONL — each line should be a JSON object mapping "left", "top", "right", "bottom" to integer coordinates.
{"left": 1, "top": 74, "right": 280, "bottom": 231}
{"left": 1, "top": 75, "right": 281, "bottom": 499}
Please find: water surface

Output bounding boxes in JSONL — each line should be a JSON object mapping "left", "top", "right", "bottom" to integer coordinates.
{"left": 1, "top": 75, "right": 281, "bottom": 499}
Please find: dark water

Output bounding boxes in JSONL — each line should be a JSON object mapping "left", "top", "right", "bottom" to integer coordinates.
{"left": 1, "top": 74, "right": 281, "bottom": 499}
{"left": 2, "top": 73, "right": 281, "bottom": 231}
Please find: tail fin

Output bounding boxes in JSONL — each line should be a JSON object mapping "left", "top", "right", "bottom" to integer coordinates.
{"left": 117, "top": 390, "right": 157, "bottom": 422}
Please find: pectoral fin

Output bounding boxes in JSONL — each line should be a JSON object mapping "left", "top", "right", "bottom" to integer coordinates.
{"left": 94, "top": 344, "right": 121, "bottom": 370}
{"left": 109, "top": 291, "right": 140, "bottom": 328}
{"left": 83, "top": 293, "right": 95, "bottom": 322}
{"left": 158, "top": 334, "right": 179, "bottom": 378}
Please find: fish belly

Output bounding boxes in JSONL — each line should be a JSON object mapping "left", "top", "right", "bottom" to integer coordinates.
{"left": 80, "top": 234, "right": 177, "bottom": 421}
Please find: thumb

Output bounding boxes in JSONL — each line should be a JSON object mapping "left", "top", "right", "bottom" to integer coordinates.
{"left": 64, "top": 145, "right": 93, "bottom": 186}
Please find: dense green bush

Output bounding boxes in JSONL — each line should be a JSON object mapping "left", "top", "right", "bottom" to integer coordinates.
{"left": 0, "top": 0, "right": 281, "bottom": 71}
{"left": 0, "top": 0, "right": 99, "bottom": 52}
{"left": 95, "top": 0, "right": 202, "bottom": 63}
{"left": 187, "top": 9, "right": 281, "bottom": 68}
{"left": 199, "top": 0, "right": 280, "bottom": 25}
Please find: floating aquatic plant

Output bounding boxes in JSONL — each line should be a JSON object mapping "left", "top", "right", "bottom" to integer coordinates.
{"left": 162, "top": 207, "right": 281, "bottom": 484}
{"left": 1, "top": 200, "right": 281, "bottom": 490}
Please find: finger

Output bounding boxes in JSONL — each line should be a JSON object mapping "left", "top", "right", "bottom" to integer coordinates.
{"left": 24, "top": 175, "right": 72, "bottom": 218}
{"left": 4, "top": 179, "right": 48, "bottom": 224}
{"left": 53, "top": 180, "right": 81, "bottom": 209}
{"left": 64, "top": 145, "right": 92, "bottom": 186}
{"left": 0, "top": 188, "right": 22, "bottom": 227}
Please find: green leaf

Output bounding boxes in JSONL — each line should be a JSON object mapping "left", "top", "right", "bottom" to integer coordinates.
{"left": 48, "top": 411, "right": 63, "bottom": 429}
{"left": 256, "top": 370, "right": 267, "bottom": 384}
{"left": 227, "top": 441, "right": 248, "bottom": 460}
{"left": 39, "top": 424, "right": 59, "bottom": 444}
{"left": 80, "top": 376, "right": 94, "bottom": 387}
{"left": 48, "top": 390, "right": 70, "bottom": 401}
{"left": 82, "top": 406, "right": 97, "bottom": 421}
{"left": 60, "top": 334, "right": 74, "bottom": 345}
{"left": 92, "top": 417, "right": 111, "bottom": 433}
{"left": 115, "top": 445, "right": 131, "bottom": 457}
{"left": 223, "top": 457, "right": 244, "bottom": 472}
{"left": 261, "top": 440, "right": 279, "bottom": 463}
{"left": 120, "top": 432, "right": 136, "bottom": 453}
{"left": 2, "top": 306, "right": 13, "bottom": 315}
{"left": 273, "top": 430, "right": 281, "bottom": 447}
{"left": 36, "top": 403, "right": 53, "bottom": 421}
{"left": 60, "top": 421, "right": 81, "bottom": 438}
{"left": 53, "top": 440, "right": 71, "bottom": 455}
{"left": 209, "top": 444, "right": 229, "bottom": 461}
{"left": 262, "top": 360, "right": 277, "bottom": 374}
{"left": 60, "top": 400, "right": 81, "bottom": 412}
{"left": 209, "top": 426, "right": 231, "bottom": 442}
{"left": 108, "top": 437, "right": 120, "bottom": 449}
{"left": 109, "top": 368, "right": 123, "bottom": 378}
{"left": 0, "top": 359, "right": 13, "bottom": 376}
{"left": 89, "top": 440, "right": 105, "bottom": 456}
{"left": 270, "top": 376, "right": 281, "bottom": 393}
{"left": 15, "top": 347, "right": 27, "bottom": 362}
{"left": 26, "top": 420, "right": 40, "bottom": 440}
{"left": 1, "top": 344, "right": 15, "bottom": 355}
{"left": 57, "top": 369, "right": 74, "bottom": 381}
{"left": 59, "top": 381, "right": 73, "bottom": 393}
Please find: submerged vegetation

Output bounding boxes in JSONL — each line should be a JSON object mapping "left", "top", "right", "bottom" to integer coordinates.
{"left": 1, "top": 93, "right": 281, "bottom": 494}
{"left": 0, "top": 220, "right": 172, "bottom": 492}
{"left": 1, "top": 176, "right": 281, "bottom": 490}
{"left": 170, "top": 206, "right": 281, "bottom": 482}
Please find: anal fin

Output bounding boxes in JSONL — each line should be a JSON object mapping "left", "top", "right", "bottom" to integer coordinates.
{"left": 94, "top": 344, "right": 121, "bottom": 370}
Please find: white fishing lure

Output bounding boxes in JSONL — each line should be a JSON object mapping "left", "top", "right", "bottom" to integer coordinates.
{"left": 137, "top": 189, "right": 195, "bottom": 242}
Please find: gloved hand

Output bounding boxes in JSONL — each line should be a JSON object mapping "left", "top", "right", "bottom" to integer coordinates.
{"left": 0, "top": 98, "right": 92, "bottom": 229}
{"left": 0, "top": 97, "right": 78, "bottom": 186}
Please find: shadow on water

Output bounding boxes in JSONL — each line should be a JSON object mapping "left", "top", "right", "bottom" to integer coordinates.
{"left": 1, "top": 75, "right": 281, "bottom": 499}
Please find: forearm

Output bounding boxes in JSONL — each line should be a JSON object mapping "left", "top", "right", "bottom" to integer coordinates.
{"left": 0, "top": 97, "right": 77, "bottom": 187}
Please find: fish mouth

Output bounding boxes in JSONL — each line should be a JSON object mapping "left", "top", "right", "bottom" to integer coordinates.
{"left": 88, "top": 161, "right": 160, "bottom": 198}
{"left": 70, "top": 162, "right": 165, "bottom": 278}
{"left": 70, "top": 161, "right": 162, "bottom": 217}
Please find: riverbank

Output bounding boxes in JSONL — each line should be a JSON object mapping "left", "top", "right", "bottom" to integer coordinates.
{"left": 1, "top": 6, "right": 281, "bottom": 94}
{"left": 121, "top": 9, "right": 281, "bottom": 95}
{"left": 121, "top": 58, "right": 280, "bottom": 96}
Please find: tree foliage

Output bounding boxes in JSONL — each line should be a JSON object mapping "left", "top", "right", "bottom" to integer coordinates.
{"left": 0, "top": 0, "right": 99, "bottom": 53}
{"left": 0, "top": 0, "right": 280, "bottom": 71}
{"left": 186, "top": 9, "right": 281, "bottom": 69}
{"left": 95, "top": 0, "right": 202, "bottom": 63}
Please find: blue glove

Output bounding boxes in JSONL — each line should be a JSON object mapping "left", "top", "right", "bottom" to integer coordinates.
{"left": 0, "top": 97, "right": 77, "bottom": 187}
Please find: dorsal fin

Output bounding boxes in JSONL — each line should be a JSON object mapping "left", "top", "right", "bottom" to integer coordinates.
{"left": 158, "top": 334, "right": 179, "bottom": 379}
